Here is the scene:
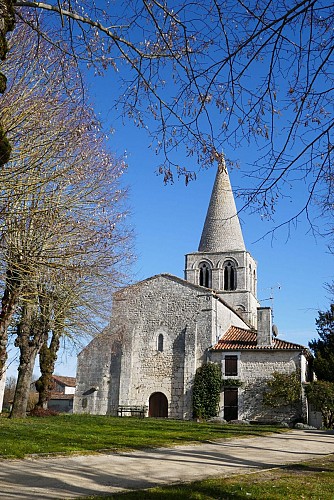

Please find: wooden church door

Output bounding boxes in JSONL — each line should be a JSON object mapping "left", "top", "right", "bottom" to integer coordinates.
{"left": 224, "top": 388, "right": 238, "bottom": 421}
{"left": 149, "top": 392, "right": 168, "bottom": 417}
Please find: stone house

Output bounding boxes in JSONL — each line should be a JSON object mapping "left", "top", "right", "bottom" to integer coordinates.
{"left": 47, "top": 375, "right": 76, "bottom": 413}
{"left": 74, "top": 163, "right": 312, "bottom": 422}
{"left": 29, "top": 375, "right": 76, "bottom": 413}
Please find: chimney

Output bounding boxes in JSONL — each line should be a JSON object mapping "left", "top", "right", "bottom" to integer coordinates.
{"left": 257, "top": 307, "right": 273, "bottom": 346}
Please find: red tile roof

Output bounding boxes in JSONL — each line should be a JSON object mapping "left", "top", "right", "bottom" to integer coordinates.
{"left": 49, "top": 393, "right": 74, "bottom": 400}
{"left": 212, "top": 326, "right": 307, "bottom": 351}
{"left": 52, "top": 375, "right": 76, "bottom": 387}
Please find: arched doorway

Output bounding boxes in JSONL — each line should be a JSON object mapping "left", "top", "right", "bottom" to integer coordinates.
{"left": 149, "top": 392, "right": 168, "bottom": 417}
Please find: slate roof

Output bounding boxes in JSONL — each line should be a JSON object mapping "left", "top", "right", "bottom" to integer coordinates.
{"left": 212, "top": 326, "right": 308, "bottom": 351}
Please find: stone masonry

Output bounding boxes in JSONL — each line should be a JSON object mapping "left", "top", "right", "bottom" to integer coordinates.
{"left": 74, "top": 162, "right": 312, "bottom": 424}
{"left": 74, "top": 274, "right": 248, "bottom": 418}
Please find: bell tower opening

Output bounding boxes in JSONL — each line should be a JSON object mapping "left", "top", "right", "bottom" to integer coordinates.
{"left": 199, "top": 262, "right": 211, "bottom": 288}
{"left": 184, "top": 161, "right": 260, "bottom": 327}
{"left": 223, "top": 260, "right": 236, "bottom": 291}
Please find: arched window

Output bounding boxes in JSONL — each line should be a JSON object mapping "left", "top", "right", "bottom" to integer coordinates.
{"left": 199, "top": 262, "right": 211, "bottom": 288}
{"left": 157, "top": 333, "right": 164, "bottom": 352}
{"left": 224, "top": 260, "right": 236, "bottom": 290}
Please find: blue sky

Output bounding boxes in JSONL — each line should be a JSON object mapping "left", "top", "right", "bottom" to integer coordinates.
{"left": 121, "top": 125, "right": 333, "bottom": 345}
{"left": 46, "top": 112, "right": 334, "bottom": 378}
{"left": 6, "top": 6, "right": 333, "bottom": 379}
{"left": 55, "top": 1, "right": 333, "bottom": 376}
{"left": 6, "top": 90, "right": 332, "bottom": 381}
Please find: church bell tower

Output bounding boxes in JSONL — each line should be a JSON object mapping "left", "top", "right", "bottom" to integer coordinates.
{"left": 185, "top": 161, "right": 259, "bottom": 328}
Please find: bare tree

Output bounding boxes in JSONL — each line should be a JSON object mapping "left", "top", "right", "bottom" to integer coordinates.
{"left": 0, "top": 0, "right": 14, "bottom": 166}
{"left": 0, "top": 1, "right": 333, "bottom": 410}
{"left": 2, "top": 374, "right": 16, "bottom": 410}
{"left": 12, "top": 300, "right": 42, "bottom": 417}
{"left": 0, "top": 24, "right": 133, "bottom": 416}
{"left": 0, "top": 1, "right": 331, "bottom": 221}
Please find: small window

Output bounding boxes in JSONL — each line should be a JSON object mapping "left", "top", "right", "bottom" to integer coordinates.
{"left": 157, "top": 333, "right": 164, "bottom": 352}
{"left": 225, "top": 355, "right": 238, "bottom": 376}
{"left": 199, "top": 262, "right": 211, "bottom": 288}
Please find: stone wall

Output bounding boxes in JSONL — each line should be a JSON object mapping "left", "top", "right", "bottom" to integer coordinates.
{"left": 74, "top": 273, "right": 251, "bottom": 418}
{"left": 114, "top": 275, "right": 215, "bottom": 419}
{"left": 185, "top": 250, "right": 259, "bottom": 327}
{"left": 73, "top": 331, "right": 117, "bottom": 415}
{"left": 211, "top": 349, "right": 305, "bottom": 423}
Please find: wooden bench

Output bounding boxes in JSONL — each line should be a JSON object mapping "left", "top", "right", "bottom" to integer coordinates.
{"left": 118, "top": 405, "right": 147, "bottom": 418}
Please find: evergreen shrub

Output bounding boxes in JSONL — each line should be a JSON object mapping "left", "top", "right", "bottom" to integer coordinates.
{"left": 193, "top": 362, "right": 222, "bottom": 419}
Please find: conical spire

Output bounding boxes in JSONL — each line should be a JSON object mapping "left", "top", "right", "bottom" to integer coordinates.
{"left": 198, "top": 160, "right": 245, "bottom": 252}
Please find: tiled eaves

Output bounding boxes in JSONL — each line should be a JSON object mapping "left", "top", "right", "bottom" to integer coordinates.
{"left": 49, "top": 393, "right": 74, "bottom": 400}
{"left": 211, "top": 325, "right": 310, "bottom": 355}
{"left": 52, "top": 375, "right": 77, "bottom": 387}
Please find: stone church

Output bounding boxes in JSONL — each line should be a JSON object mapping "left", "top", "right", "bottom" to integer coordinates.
{"left": 74, "top": 163, "right": 311, "bottom": 422}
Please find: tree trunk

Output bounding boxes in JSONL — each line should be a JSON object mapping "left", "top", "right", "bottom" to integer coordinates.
{"left": 10, "top": 301, "right": 42, "bottom": 418}
{"left": 36, "top": 331, "right": 60, "bottom": 408}
{"left": 0, "top": 269, "right": 21, "bottom": 383}
{"left": 0, "top": 1, "right": 15, "bottom": 61}
{"left": 0, "top": 0, "right": 15, "bottom": 164}
{"left": 10, "top": 347, "right": 38, "bottom": 418}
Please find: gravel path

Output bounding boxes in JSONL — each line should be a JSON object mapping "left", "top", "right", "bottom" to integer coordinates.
{"left": 0, "top": 429, "right": 333, "bottom": 499}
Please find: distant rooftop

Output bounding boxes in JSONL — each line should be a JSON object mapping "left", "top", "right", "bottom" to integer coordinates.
{"left": 52, "top": 375, "right": 76, "bottom": 387}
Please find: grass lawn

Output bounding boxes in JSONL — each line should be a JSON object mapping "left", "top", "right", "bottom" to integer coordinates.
{"left": 0, "top": 413, "right": 287, "bottom": 459}
{"left": 84, "top": 454, "right": 334, "bottom": 499}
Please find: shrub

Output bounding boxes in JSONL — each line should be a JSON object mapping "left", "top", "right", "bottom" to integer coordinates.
{"left": 29, "top": 407, "right": 59, "bottom": 417}
{"left": 305, "top": 380, "right": 334, "bottom": 429}
{"left": 263, "top": 371, "right": 301, "bottom": 408}
{"left": 193, "top": 362, "right": 222, "bottom": 419}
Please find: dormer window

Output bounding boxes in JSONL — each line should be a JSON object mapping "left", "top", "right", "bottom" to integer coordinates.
{"left": 224, "top": 260, "right": 236, "bottom": 290}
{"left": 199, "top": 262, "right": 211, "bottom": 288}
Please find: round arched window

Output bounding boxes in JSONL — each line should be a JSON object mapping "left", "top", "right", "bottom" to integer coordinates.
{"left": 157, "top": 333, "right": 164, "bottom": 352}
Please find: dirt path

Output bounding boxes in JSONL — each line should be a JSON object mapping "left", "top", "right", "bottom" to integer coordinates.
{"left": 0, "top": 429, "right": 334, "bottom": 499}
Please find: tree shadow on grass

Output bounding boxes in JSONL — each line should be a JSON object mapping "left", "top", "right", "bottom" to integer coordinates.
{"left": 283, "top": 454, "right": 334, "bottom": 474}
{"left": 106, "top": 481, "right": 247, "bottom": 499}
{"left": 105, "top": 455, "right": 334, "bottom": 500}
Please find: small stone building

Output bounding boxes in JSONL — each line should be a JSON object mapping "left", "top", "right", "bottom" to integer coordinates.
{"left": 47, "top": 375, "right": 76, "bottom": 413}
{"left": 74, "top": 163, "right": 311, "bottom": 422}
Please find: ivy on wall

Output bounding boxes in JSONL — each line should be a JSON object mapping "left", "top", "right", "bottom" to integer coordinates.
{"left": 193, "top": 362, "right": 222, "bottom": 419}
{"left": 221, "top": 378, "right": 243, "bottom": 387}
